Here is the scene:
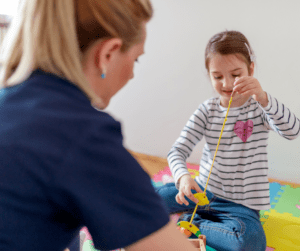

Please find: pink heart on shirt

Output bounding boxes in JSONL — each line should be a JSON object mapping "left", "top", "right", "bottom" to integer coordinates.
{"left": 234, "top": 120, "right": 253, "bottom": 142}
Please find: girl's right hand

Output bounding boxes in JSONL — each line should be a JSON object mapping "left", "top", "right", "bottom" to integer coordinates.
{"left": 176, "top": 174, "right": 203, "bottom": 206}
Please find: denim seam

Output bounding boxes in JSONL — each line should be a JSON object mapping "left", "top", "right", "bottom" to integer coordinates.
{"left": 207, "top": 196, "right": 217, "bottom": 209}
{"left": 208, "top": 208, "right": 245, "bottom": 237}
{"left": 200, "top": 225, "right": 240, "bottom": 236}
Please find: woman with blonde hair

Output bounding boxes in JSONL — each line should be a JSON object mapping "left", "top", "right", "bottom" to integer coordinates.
{"left": 0, "top": 0, "right": 198, "bottom": 250}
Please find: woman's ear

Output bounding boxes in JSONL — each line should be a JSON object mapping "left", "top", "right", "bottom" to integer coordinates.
{"left": 249, "top": 62, "right": 255, "bottom": 76}
{"left": 94, "top": 38, "right": 123, "bottom": 74}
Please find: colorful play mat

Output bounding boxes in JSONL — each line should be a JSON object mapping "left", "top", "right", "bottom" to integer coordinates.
{"left": 81, "top": 164, "right": 300, "bottom": 251}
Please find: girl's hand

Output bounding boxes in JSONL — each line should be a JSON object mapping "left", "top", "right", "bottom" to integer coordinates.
{"left": 176, "top": 174, "right": 203, "bottom": 206}
{"left": 233, "top": 76, "right": 268, "bottom": 107}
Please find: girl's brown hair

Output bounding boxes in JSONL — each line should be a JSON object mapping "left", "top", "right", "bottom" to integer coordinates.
{"left": 205, "top": 30, "right": 254, "bottom": 72}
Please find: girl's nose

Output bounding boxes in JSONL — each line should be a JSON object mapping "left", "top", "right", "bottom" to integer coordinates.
{"left": 222, "top": 78, "right": 233, "bottom": 88}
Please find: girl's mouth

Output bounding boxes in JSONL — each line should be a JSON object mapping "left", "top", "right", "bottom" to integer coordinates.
{"left": 223, "top": 90, "right": 233, "bottom": 96}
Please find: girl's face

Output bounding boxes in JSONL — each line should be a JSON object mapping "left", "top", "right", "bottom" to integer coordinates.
{"left": 208, "top": 53, "right": 254, "bottom": 107}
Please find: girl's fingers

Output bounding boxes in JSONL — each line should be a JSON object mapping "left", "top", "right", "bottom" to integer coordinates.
{"left": 234, "top": 80, "right": 258, "bottom": 93}
{"left": 193, "top": 182, "right": 203, "bottom": 193}
{"left": 186, "top": 183, "right": 203, "bottom": 204}
{"left": 233, "top": 79, "right": 252, "bottom": 90}
{"left": 176, "top": 193, "right": 184, "bottom": 205}
{"left": 234, "top": 76, "right": 247, "bottom": 86}
{"left": 234, "top": 83, "right": 253, "bottom": 94}
{"left": 185, "top": 189, "right": 199, "bottom": 204}
{"left": 234, "top": 77, "right": 262, "bottom": 95}
{"left": 233, "top": 84, "right": 248, "bottom": 94}
{"left": 175, "top": 193, "right": 182, "bottom": 205}
{"left": 178, "top": 178, "right": 204, "bottom": 206}
{"left": 234, "top": 76, "right": 258, "bottom": 88}
{"left": 177, "top": 191, "right": 189, "bottom": 206}
{"left": 236, "top": 85, "right": 258, "bottom": 96}
{"left": 239, "top": 89, "right": 255, "bottom": 97}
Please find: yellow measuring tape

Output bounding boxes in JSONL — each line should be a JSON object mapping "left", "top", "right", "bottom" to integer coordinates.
{"left": 189, "top": 94, "right": 234, "bottom": 225}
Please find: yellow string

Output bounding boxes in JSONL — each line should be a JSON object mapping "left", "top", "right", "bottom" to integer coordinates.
{"left": 189, "top": 94, "right": 234, "bottom": 225}
{"left": 204, "top": 95, "right": 233, "bottom": 193}
{"left": 189, "top": 204, "right": 199, "bottom": 225}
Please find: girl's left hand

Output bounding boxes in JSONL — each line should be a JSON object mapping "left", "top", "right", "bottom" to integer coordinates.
{"left": 233, "top": 76, "right": 268, "bottom": 107}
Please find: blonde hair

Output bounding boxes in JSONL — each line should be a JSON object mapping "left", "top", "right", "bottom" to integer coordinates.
{"left": 0, "top": 0, "right": 153, "bottom": 105}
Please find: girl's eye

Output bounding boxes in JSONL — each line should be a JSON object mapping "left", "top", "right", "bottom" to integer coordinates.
{"left": 232, "top": 74, "right": 240, "bottom": 78}
{"left": 214, "top": 76, "right": 222, "bottom": 80}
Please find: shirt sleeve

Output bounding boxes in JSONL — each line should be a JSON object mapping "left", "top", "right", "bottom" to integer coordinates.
{"left": 49, "top": 115, "right": 169, "bottom": 250}
{"left": 168, "top": 103, "right": 208, "bottom": 188}
{"left": 260, "top": 92, "right": 300, "bottom": 140}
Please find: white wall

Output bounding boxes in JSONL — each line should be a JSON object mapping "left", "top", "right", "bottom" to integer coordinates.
{"left": 106, "top": 0, "right": 300, "bottom": 183}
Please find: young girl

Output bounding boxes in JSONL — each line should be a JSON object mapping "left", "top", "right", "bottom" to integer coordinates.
{"left": 157, "top": 30, "right": 300, "bottom": 251}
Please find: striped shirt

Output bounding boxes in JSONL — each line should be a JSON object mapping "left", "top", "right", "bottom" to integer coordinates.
{"left": 168, "top": 93, "right": 300, "bottom": 210}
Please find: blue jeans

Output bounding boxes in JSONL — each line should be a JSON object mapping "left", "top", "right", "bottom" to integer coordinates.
{"left": 156, "top": 182, "right": 266, "bottom": 251}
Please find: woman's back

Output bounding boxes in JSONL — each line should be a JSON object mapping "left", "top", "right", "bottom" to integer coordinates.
{"left": 0, "top": 70, "right": 172, "bottom": 250}
{"left": 0, "top": 70, "right": 97, "bottom": 250}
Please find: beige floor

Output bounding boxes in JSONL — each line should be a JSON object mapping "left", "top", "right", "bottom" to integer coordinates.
{"left": 129, "top": 151, "right": 168, "bottom": 177}
{"left": 130, "top": 151, "right": 300, "bottom": 187}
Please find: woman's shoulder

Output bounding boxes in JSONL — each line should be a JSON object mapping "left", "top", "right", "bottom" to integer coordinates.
{"left": 1, "top": 70, "right": 90, "bottom": 108}
{"left": 0, "top": 70, "right": 121, "bottom": 145}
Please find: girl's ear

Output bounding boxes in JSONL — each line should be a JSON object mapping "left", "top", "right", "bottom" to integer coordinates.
{"left": 249, "top": 62, "right": 255, "bottom": 76}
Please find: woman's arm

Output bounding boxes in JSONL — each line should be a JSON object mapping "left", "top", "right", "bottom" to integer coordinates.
{"left": 125, "top": 220, "right": 197, "bottom": 251}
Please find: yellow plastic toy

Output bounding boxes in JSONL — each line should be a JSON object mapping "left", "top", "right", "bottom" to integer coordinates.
{"left": 178, "top": 92, "right": 234, "bottom": 237}
{"left": 177, "top": 222, "right": 207, "bottom": 251}
{"left": 194, "top": 193, "right": 209, "bottom": 206}
{"left": 177, "top": 221, "right": 202, "bottom": 237}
